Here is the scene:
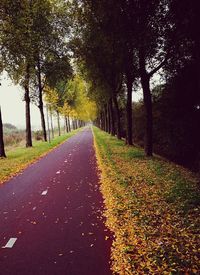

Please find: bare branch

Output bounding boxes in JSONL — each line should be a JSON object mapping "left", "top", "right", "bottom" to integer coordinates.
{"left": 148, "top": 58, "right": 168, "bottom": 78}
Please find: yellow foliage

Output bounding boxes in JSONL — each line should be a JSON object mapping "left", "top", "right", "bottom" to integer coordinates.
{"left": 44, "top": 76, "right": 97, "bottom": 122}
{"left": 93, "top": 127, "right": 200, "bottom": 274}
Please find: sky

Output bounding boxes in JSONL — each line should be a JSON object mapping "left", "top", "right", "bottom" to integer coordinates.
{"left": 0, "top": 72, "right": 143, "bottom": 129}
{"left": 0, "top": 73, "right": 41, "bottom": 129}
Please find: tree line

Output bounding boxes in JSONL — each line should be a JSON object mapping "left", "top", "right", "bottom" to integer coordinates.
{"left": 1, "top": 0, "right": 199, "bottom": 169}
{"left": 0, "top": 0, "right": 96, "bottom": 158}
{"left": 69, "top": 0, "right": 199, "bottom": 169}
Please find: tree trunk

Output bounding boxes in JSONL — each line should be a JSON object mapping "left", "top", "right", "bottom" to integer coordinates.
{"left": 104, "top": 105, "right": 108, "bottom": 132}
{"left": 72, "top": 119, "right": 76, "bottom": 130}
{"left": 113, "top": 94, "right": 121, "bottom": 139}
{"left": 67, "top": 116, "right": 71, "bottom": 132}
{"left": 107, "top": 102, "right": 111, "bottom": 134}
{"left": 39, "top": 104, "right": 47, "bottom": 141}
{"left": 50, "top": 110, "right": 54, "bottom": 139}
{"left": 24, "top": 64, "right": 32, "bottom": 147}
{"left": 109, "top": 98, "right": 115, "bottom": 136}
{"left": 139, "top": 50, "right": 153, "bottom": 156}
{"left": 37, "top": 60, "right": 47, "bottom": 142}
{"left": 65, "top": 116, "right": 69, "bottom": 132}
{"left": 57, "top": 111, "right": 61, "bottom": 136}
{"left": 0, "top": 106, "right": 6, "bottom": 158}
{"left": 100, "top": 112, "right": 104, "bottom": 130}
{"left": 46, "top": 104, "right": 50, "bottom": 142}
{"left": 126, "top": 73, "right": 133, "bottom": 145}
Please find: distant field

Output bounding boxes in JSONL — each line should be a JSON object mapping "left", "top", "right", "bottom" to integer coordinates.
{"left": 0, "top": 128, "right": 81, "bottom": 184}
{"left": 3, "top": 123, "right": 66, "bottom": 150}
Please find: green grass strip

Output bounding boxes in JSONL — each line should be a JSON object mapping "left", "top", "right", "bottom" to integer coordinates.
{"left": 93, "top": 126, "right": 200, "bottom": 274}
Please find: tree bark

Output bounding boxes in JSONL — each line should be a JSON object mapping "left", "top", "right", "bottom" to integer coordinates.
{"left": 126, "top": 73, "right": 133, "bottom": 145}
{"left": 56, "top": 111, "right": 61, "bottom": 136}
{"left": 65, "top": 116, "right": 69, "bottom": 132}
{"left": 139, "top": 50, "right": 153, "bottom": 156}
{"left": 107, "top": 103, "right": 111, "bottom": 134}
{"left": 50, "top": 110, "right": 54, "bottom": 139}
{"left": 100, "top": 112, "right": 104, "bottom": 130}
{"left": 113, "top": 94, "right": 121, "bottom": 139}
{"left": 46, "top": 104, "right": 50, "bottom": 142}
{"left": 103, "top": 108, "right": 106, "bottom": 131}
{"left": 37, "top": 60, "right": 47, "bottom": 142}
{"left": 0, "top": 106, "right": 6, "bottom": 158}
{"left": 24, "top": 64, "right": 32, "bottom": 147}
{"left": 109, "top": 98, "right": 115, "bottom": 136}
{"left": 72, "top": 119, "right": 76, "bottom": 130}
{"left": 67, "top": 116, "right": 71, "bottom": 132}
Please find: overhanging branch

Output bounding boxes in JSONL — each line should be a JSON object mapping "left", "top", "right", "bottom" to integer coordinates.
{"left": 148, "top": 57, "right": 168, "bottom": 78}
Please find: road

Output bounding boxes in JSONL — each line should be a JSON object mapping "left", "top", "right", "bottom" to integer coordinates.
{"left": 0, "top": 127, "right": 112, "bottom": 275}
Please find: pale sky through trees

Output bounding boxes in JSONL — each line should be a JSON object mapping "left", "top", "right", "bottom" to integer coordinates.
{"left": 0, "top": 73, "right": 143, "bottom": 129}
{"left": 0, "top": 74, "right": 41, "bottom": 129}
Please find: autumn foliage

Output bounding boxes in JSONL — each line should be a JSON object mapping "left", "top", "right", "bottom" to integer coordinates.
{"left": 93, "top": 127, "right": 200, "bottom": 274}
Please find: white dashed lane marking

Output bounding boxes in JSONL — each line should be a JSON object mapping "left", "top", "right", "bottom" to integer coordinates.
{"left": 2, "top": 238, "right": 17, "bottom": 248}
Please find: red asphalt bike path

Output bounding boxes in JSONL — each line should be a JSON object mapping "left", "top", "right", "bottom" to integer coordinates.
{"left": 0, "top": 127, "right": 112, "bottom": 275}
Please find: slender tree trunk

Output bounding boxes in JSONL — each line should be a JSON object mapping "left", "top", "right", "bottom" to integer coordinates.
{"left": 50, "top": 110, "right": 54, "bottom": 139}
{"left": 112, "top": 94, "right": 121, "bottom": 139}
{"left": 46, "top": 104, "right": 50, "bottom": 142}
{"left": 104, "top": 105, "right": 108, "bottom": 132}
{"left": 0, "top": 106, "right": 6, "bottom": 158}
{"left": 104, "top": 107, "right": 107, "bottom": 132}
{"left": 39, "top": 104, "right": 47, "bottom": 141}
{"left": 109, "top": 98, "right": 115, "bottom": 136}
{"left": 37, "top": 60, "right": 47, "bottom": 142}
{"left": 24, "top": 64, "right": 32, "bottom": 147}
{"left": 57, "top": 111, "right": 61, "bottom": 136}
{"left": 139, "top": 50, "right": 153, "bottom": 156}
{"left": 107, "top": 102, "right": 111, "bottom": 134}
{"left": 65, "top": 116, "right": 69, "bottom": 132}
{"left": 100, "top": 112, "right": 104, "bottom": 130}
{"left": 72, "top": 119, "right": 75, "bottom": 130}
{"left": 126, "top": 73, "right": 133, "bottom": 145}
{"left": 101, "top": 112, "right": 104, "bottom": 130}
{"left": 64, "top": 117, "right": 66, "bottom": 132}
{"left": 103, "top": 111, "right": 106, "bottom": 131}
{"left": 141, "top": 76, "right": 153, "bottom": 156}
{"left": 67, "top": 116, "right": 71, "bottom": 132}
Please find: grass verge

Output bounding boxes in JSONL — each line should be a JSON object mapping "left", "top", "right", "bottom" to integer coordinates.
{"left": 93, "top": 126, "right": 200, "bottom": 274}
{"left": 0, "top": 128, "right": 81, "bottom": 184}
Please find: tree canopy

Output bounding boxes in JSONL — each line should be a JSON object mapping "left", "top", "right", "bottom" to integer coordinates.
{"left": 0, "top": 0, "right": 199, "bottom": 168}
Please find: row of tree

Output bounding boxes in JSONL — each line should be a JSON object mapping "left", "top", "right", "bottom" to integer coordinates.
{"left": 1, "top": 0, "right": 199, "bottom": 165}
{"left": 0, "top": 0, "right": 72, "bottom": 147}
{"left": 0, "top": 0, "right": 96, "bottom": 158}
{"left": 69, "top": 0, "right": 199, "bottom": 159}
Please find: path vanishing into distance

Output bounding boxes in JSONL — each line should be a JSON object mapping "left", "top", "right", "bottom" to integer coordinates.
{"left": 0, "top": 127, "right": 112, "bottom": 275}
